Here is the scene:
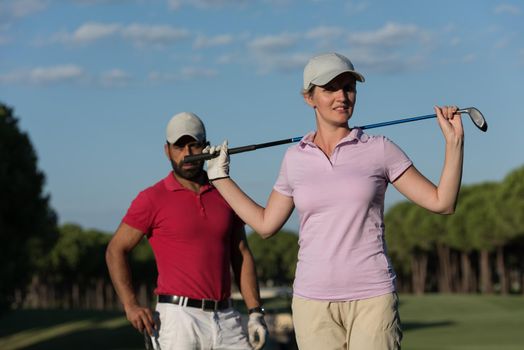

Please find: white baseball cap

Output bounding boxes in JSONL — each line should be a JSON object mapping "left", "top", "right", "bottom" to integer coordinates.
{"left": 166, "top": 112, "right": 206, "bottom": 144}
{"left": 303, "top": 52, "right": 365, "bottom": 90}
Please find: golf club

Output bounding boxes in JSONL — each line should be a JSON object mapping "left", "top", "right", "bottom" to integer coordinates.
{"left": 184, "top": 107, "right": 487, "bottom": 163}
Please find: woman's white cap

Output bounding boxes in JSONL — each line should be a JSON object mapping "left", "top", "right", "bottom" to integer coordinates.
{"left": 303, "top": 52, "right": 365, "bottom": 90}
{"left": 166, "top": 112, "right": 206, "bottom": 144}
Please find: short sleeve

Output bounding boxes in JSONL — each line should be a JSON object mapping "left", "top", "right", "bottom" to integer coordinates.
{"left": 383, "top": 137, "right": 413, "bottom": 183}
{"left": 273, "top": 150, "right": 293, "bottom": 197}
{"left": 122, "top": 190, "right": 155, "bottom": 234}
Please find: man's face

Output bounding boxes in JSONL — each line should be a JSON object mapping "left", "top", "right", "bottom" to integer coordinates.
{"left": 165, "top": 135, "right": 206, "bottom": 180}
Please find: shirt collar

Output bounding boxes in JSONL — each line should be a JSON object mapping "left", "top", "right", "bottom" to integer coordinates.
{"left": 163, "top": 171, "right": 212, "bottom": 192}
{"left": 298, "top": 127, "right": 369, "bottom": 148}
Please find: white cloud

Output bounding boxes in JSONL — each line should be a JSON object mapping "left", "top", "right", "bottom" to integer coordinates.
{"left": 52, "top": 22, "right": 190, "bottom": 46}
{"left": 148, "top": 71, "right": 178, "bottom": 82}
{"left": 100, "top": 69, "right": 131, "bottom": 87}
{"left": 0, "top": 34, "right": 10, "bottom": 45}
{"left": 29, "top": 65, "right": 85, "bottom": 84}
{"left": 461, "top": 53, "right": 476, "bottom": 64}
{"left": 250, "top": 52, "right": 310, "bottom": 75}
{"left": 0, "top": 64, "right": 85, "bottom": 85}
{"left": 193, "top": 34, "right": 234, "bottom": 49}
{"left": 345, "top": 0, "right": 369, "bottom": 15}
{"left": 348, "top": 22, "right": 427, "bottom": 47}
{"left": 180, "top": 67, "right": 218, "bottom": 78}
{"left": 450, "top": 37, "right": 461, "bottom": 47}
{"left": 168, "top": 0, "right": 247, "bottom": 10}
{"left": 148, "top": 66, "right": 217, "bottom": 82}
{"left": 71, "top": 22, "right": 121, "bottom": 43}
{"left": 494, "top": 4, "right": 521, "bottom": 15}
{"left": 345, "top": 50, "right": 425, "bottom": 74}
{"left": 338, "top": 22, "right": 433, "bottom": 73}
{"left": 305, "top": 26, "right": 344, "bottom": 41}
{"left": 494, "top": 36, "right": 511, "bottom": 49}
{"left": 248, "top": 33, "right": 299, "bottom": 53}
{"left": 0, "top": 0, "right": 47, "bottom": 18}
{"left": 121, "top": 24, "right": 190, "bottom": 45}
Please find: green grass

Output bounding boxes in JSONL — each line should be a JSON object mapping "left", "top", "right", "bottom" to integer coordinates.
{"left": 399, "top": 294, "right": 524, "bottom": 350}
{"left": 0, "top": 309, "right": 143, "bottom": 350}
{"left": 0, "top": 295, "right": 523, "bottom": 350}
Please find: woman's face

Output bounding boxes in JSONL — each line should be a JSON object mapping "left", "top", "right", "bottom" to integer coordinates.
{"left": 304, "top": 72, "right": 357, "bottom": 127}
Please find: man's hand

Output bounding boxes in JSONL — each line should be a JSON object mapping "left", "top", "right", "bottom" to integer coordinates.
{"left": 125, "top": 303, "right": 156, "bottom": 336}
{"left": 248, "top": 312, "right": 268, "bottom": 350}
{"left": 205, "top": 140, "right": 229, "bottom": 181}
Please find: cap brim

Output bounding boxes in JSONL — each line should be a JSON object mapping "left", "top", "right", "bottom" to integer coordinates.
{"left": 167, "top": 133, "right": 203, "bottom": 144}
{"left": 311, "top": 69, "right": 365, "bottom": 87}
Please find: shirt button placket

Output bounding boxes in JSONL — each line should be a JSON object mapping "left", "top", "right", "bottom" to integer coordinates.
{"left": 197, "top": 194, "right": 206, "bottom": 216}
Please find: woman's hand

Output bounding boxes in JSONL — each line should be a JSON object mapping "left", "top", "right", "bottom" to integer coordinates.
{"left": 434, "top": 105, "right": 464, "bottom": 146}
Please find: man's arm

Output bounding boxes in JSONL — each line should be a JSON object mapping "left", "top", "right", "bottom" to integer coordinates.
{"left": 230, "top": 224, "right": 268, "bottom": 350}
{"left": 230, "top": 224, "right": 262, "bottom": 309}
{"left": 106, "top": 222, "right": 156, "bottom": 335}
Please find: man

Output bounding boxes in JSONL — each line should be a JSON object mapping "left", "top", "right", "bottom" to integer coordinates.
{"left": 106, "top": 112, "right": 268, "bottom": 350}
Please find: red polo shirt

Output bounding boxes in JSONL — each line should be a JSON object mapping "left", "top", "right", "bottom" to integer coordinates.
{"left": 122, "top": 172, "right": 243, "bottom": 300}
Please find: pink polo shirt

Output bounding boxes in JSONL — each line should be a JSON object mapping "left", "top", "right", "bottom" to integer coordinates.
{"left": 122, "top": 172, "right": 243, "bottom": 300}
{"left": 274, "top": 128, "right": 412, "bottom": 301}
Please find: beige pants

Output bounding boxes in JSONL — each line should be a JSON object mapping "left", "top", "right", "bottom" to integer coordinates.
{"left": 292, "top": 293, "right": 402, "bottom": 350}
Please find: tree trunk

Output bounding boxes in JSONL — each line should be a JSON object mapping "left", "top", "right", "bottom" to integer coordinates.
{"left": 411, "top": 253, "right": 428, "bottom": 295}
{"left": 105, "top": 282, "right": 116, "bottom": 310}
{"left": 450, "top": 251, "right": 460, "bottom": 292}
{"left": 496, "top": 246, "right": 508, "bottom": 295}
{"left": 436, "top": 243, "right": 452, "bottom": 293}
{"left": 522, "top": 271, "right": 524, "bottom": 295}
{"left": 460, "top": 252, "right": 473, "bottom": 293}
{"left": 479, "top": 249, "right": 493, "bottom": 294}
{"left": 96, "top": 278, "right": 105, "bottom": 310}
{"left": 72, "top": 283, "right": 80, "bottom": 308}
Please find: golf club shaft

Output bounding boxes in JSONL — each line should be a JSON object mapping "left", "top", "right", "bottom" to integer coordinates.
{"left": 184, "top": 109, "right": 468, "bottom": 163}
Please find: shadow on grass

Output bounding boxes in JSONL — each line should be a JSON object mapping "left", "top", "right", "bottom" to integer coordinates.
{"left": 0, "top": 309, "right": 121, "bottom": 334}
{"left": 22, "top": 324, "right": 143, "bottom": 350}
{"left": 0, "top": 309, "right": 143, "bottom": 350}
{"left": 403, "top": 320, "right": 454, "bottom": 332}
{"left": 1, "top": 309, "right": 455, "bottom": 349}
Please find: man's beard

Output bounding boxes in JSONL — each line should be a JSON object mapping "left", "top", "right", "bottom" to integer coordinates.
{"left": 171, "top": 159, "right": 204, "bottom": 181}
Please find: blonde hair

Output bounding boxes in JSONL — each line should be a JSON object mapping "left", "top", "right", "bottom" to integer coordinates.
{"left": 301, "top": 85, "right": 315, "bottom": 97}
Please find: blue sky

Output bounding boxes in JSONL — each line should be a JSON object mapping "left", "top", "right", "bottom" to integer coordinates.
{"left": 1, "top": 0, "right": 523, "bottom": 233}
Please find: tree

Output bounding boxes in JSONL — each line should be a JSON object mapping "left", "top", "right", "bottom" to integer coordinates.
{"left": 385, "top": 202, "right": 418, "bottom": 293}
{"left": 461, "top": 182, "right": 501, "bottom": 294}
{"left": 386, "top": 201, "right": 441, "bottom": 294}
{"left": 447, "top": 186, "right": 480, "bottom": 293}
{"left": 496, "top": 166, "right": 524, "bottom": 293}
{"left": 247, "top": 230, "right": 299, "bottom": 286}
{"left": 0, "top": 103, "right": 58, "bottom": 311}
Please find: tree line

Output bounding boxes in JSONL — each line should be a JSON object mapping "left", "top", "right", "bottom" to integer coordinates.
{"left": 385, "top": 166, "right": 524, "bottom": 295}
{"left": 1, "top": 102, "right": 523, "bottom": 313}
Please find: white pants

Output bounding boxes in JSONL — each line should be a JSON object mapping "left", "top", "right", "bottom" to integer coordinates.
{"left": 149, "top": 302, "right": 252, "bottom": 350}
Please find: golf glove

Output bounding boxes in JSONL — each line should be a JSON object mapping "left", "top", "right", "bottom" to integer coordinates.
{"left": 205, "top": 140, "right": 230, "bottom": 181}
{"left": 248, "top": 312, "right": 268, "bottom": 350}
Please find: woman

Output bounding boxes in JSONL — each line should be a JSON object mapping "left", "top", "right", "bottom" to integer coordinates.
{"left": 206, "top": 52, "right": 464, "bottom": 350}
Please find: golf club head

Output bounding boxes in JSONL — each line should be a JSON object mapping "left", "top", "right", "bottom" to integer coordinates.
{"left": 460, "top": 107, "right": 488, "bottom": 132}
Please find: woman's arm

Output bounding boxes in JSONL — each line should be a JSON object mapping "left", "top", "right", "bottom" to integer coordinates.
{"left": 213, "top": 178, "right": 294, "bottom": 238}
{"left": 393, "top": 106, "right": 464, "bottom": 214}
{"left": 206, "top": 141, "right": 294, "bottom": 238}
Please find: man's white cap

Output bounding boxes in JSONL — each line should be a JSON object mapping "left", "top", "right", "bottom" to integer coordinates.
{"left": 303, "top": 52, "right": 365, "bottom": 90}
{"left": 166, "top": 112, "right": 206, "bottom": 144}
